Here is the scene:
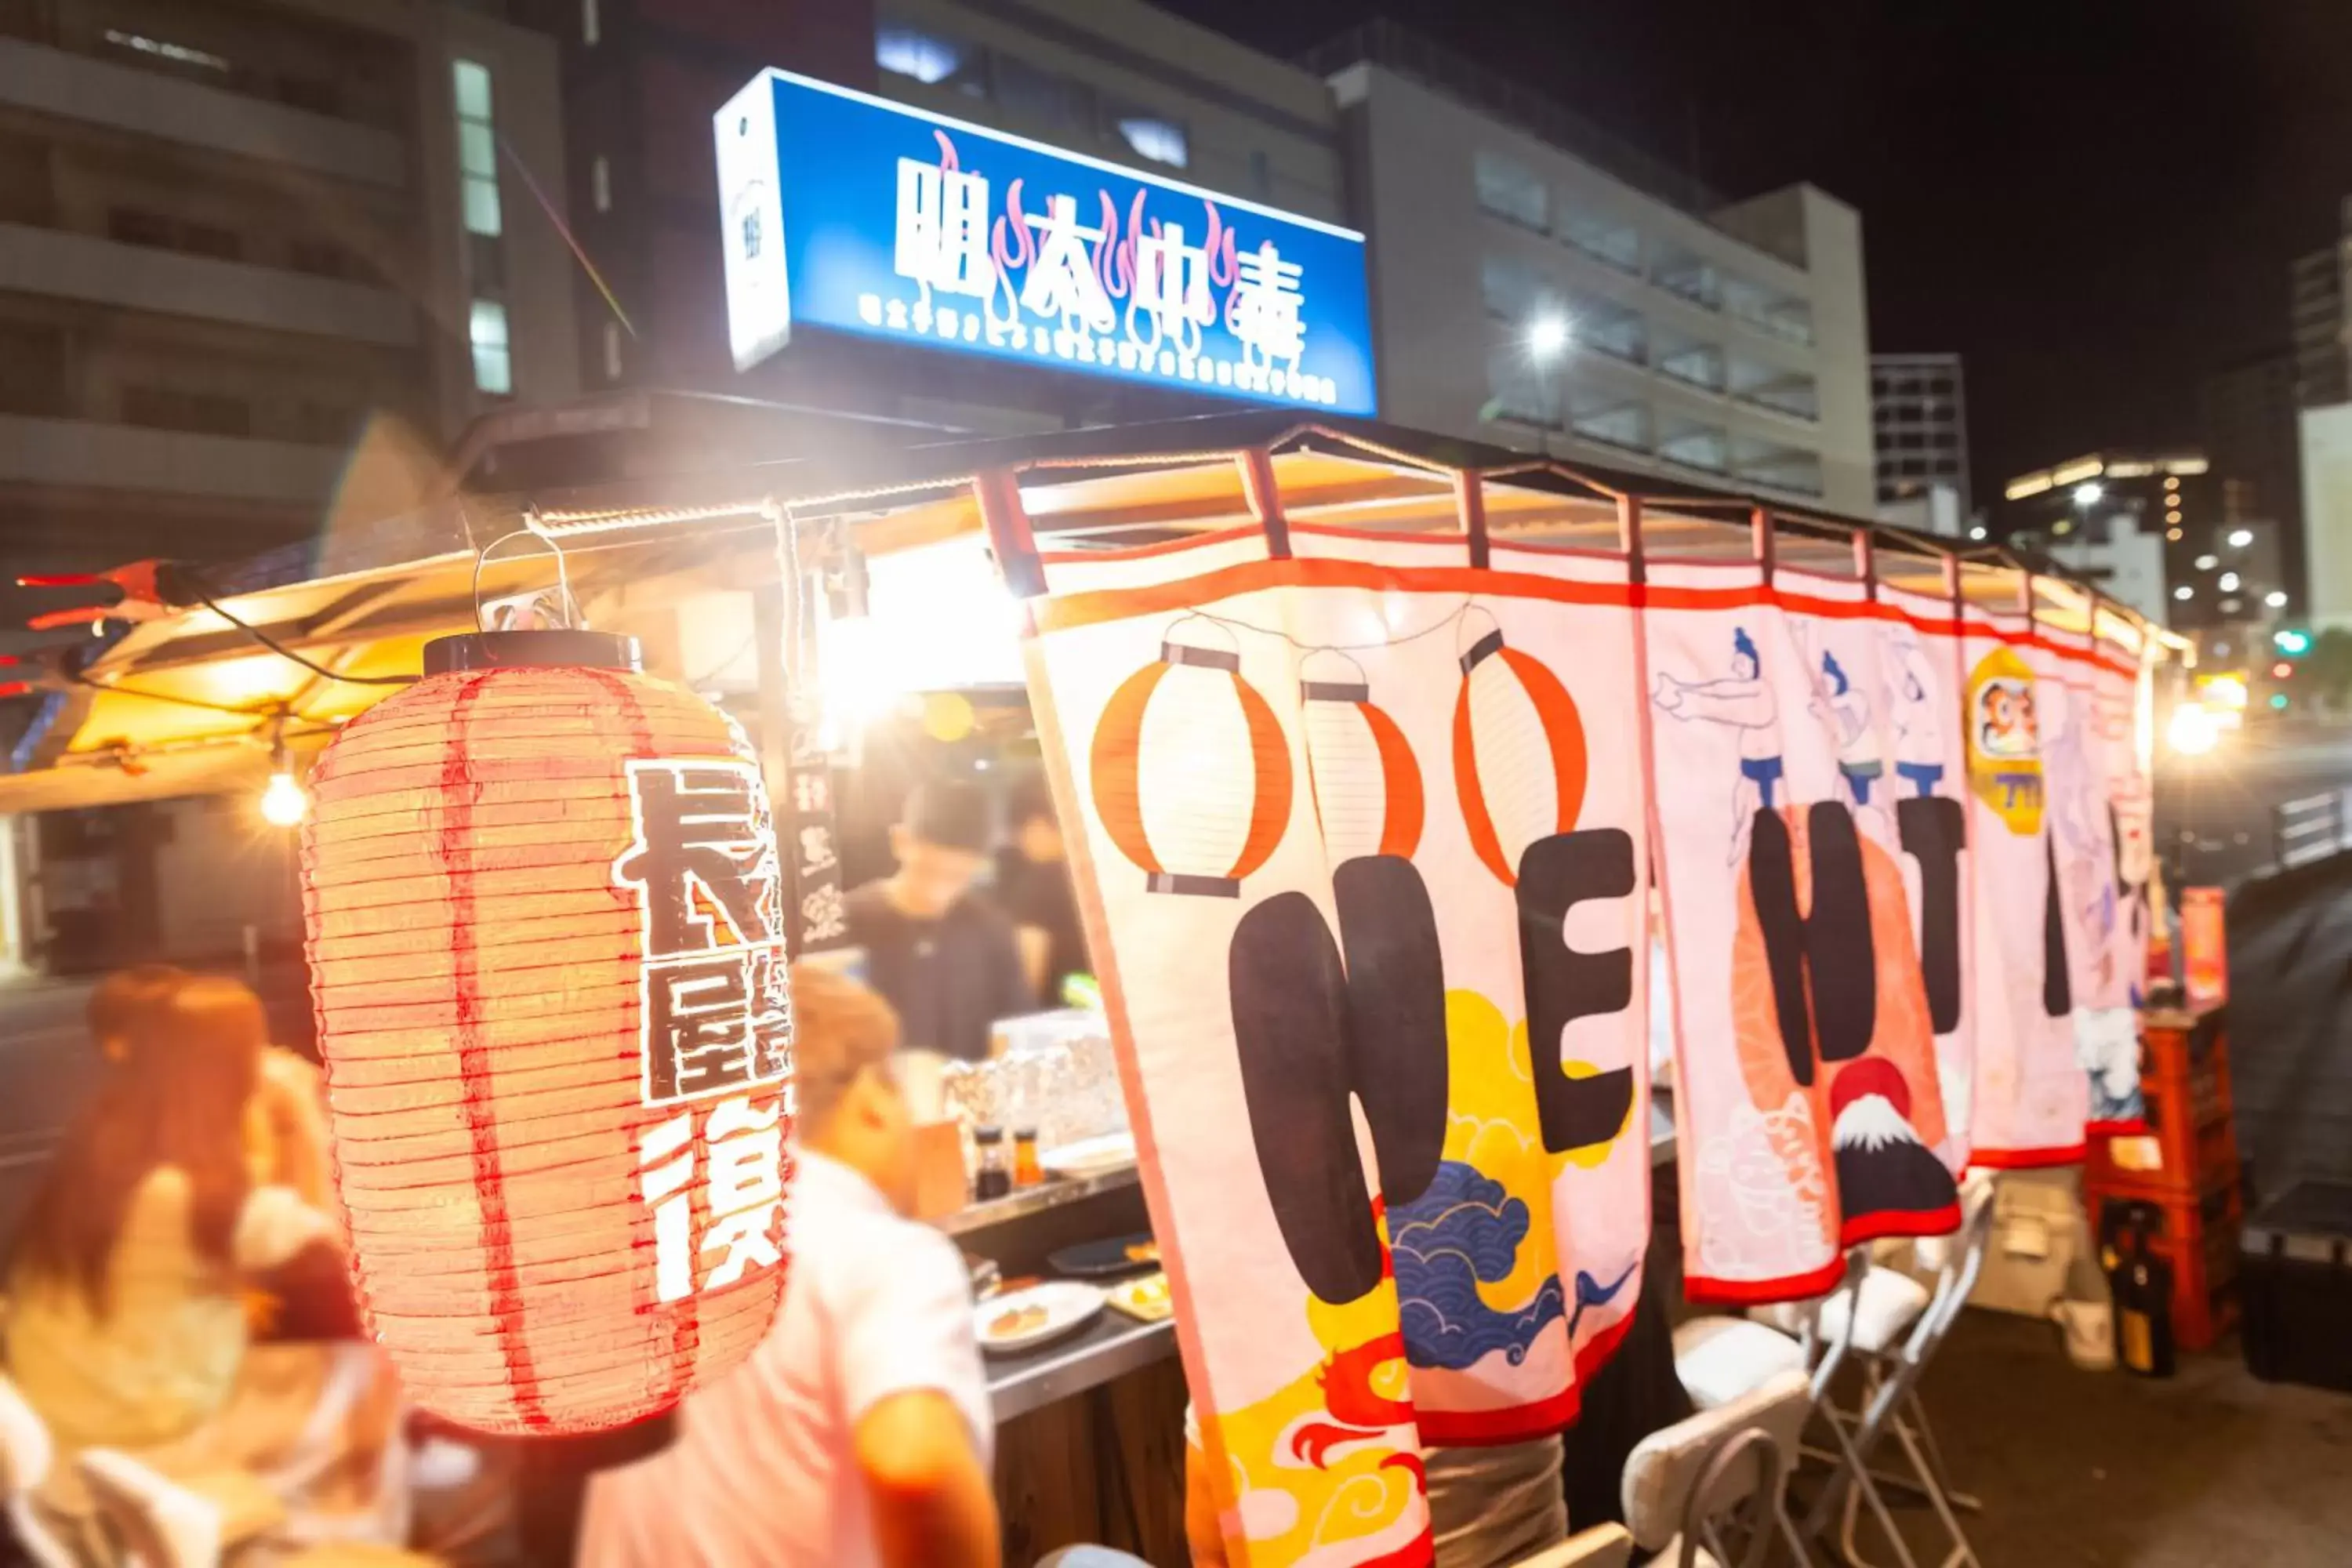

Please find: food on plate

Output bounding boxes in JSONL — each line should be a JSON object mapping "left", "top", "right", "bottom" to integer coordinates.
{"left": 987, "top": 1303, "right": 1051, "bottom": 1339}
{"left": 1123, "top": 1240, "right": 1160, "bottom": 1265}
{"left": 1109, "top": 1272, "right": 1173, "bottom": 1322}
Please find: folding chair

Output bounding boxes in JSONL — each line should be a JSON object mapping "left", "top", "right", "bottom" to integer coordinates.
{"left": 0, "top": 1370, "right": 77, "bottom": 1568}
{"left": 1622, "top": 1367, "right": 1812, "bottom": 1568}
{"left": 1674, "top": 1249, "right": 1920, "bottom": 1566}
{"left": 1817, "top": 1172, "right": 1999, "bottom": 1568}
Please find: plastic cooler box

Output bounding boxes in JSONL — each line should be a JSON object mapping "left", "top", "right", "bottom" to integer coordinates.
{"left": 2241, "top": 1180, "right": 2352, "bottom": 1393}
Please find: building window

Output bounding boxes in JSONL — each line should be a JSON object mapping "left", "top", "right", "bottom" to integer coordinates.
{"left": 1473, "top": 150, "right": 1547, "bottom": 232}
{"left": 1113, "top": 113, "right": 1188, "bottom": 170}
{"left": 876, "top": 25, "right": 976, "bottom": 91}
{"left": 470, "top": 299, "right": 511, "bottom": 395}
{"left": 603, "top": 320, "right": 623, "bottom": 382}
{"left": 583, "top": 0, "right": 601, "bottom": 45}
{"left": 592, "top": 154, "right": 611, "bottom": 213}
{"left": 453, "top": 60, "right": 501, "bottom": 238}
{"left": 995, "top": 53, "right": 1095, "bottom": 134}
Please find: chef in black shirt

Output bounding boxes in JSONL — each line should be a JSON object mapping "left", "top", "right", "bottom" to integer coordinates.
{"left": 842, "top": 781, "right": 1033, "bottom": 1062}
{"left": 996, "top": 771, "right": 1090, "bottom": 1007}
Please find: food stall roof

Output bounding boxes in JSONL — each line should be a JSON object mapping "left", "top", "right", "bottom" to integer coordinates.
{"left": 0, "top": 411, "right": 2186, "bottom": 815}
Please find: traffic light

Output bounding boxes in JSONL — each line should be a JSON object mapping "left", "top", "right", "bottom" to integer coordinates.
{"left": 2274, "top": 660, "right": 2295, "bottom": 680}
{"left": 2275, "top": 627, "right": 2313, "bottom": 656}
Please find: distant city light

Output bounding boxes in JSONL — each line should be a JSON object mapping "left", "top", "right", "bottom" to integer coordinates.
{"left": 2228, "top": 528, "right": 2254, "bottom": 548}
{"left": 1526, "top": 313, "right": 1573, "bottom": 361}
{"left": 2274, "top": 661, "right": 2295, "bottom": 679}
{"left": 2223, "top": 597, "right": 2242, "bottom": 614}
{"left": 2194, "top": 554, "right": 2218, "bottom": 570}
{"left": 2164, "top": 477, "right": 2181, "bottom": 492}
{"left": 1968, "top": 525, "right": 1987, "bottom": 540}
{"left": 2167, "top": 528, "right": 2183, "bottom": 541}
{"left": 2174, "top": 585, "right": 2194, "bottom": 601}
{"left": 2267, "top": 590, "right": 2290, "bottom": 608}
{"left": 2168, "top": 702, "right": 2220, "bottom": 755}
{"left": 2072, "top": 482, "right": 2104, "bottom": 506}
{"left": 2277, "top": 628, "right": 2313, "bottom": 655}
{"left": 2219, "top": 571, "right": 2241, "bottom": 591}
{"left": 2272, "top": 693, "right": 2291, "bottom": 710}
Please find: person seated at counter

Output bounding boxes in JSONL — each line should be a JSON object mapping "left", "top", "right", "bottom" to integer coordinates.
{"left": 996, "top": 771, "right": 1091, "bottom": 1007}
{"left": 581, "top": 964, "right": 1000, "bottom": 1568}
{"left": 846, "top": 779, "right": 1034, "bottom": 1062}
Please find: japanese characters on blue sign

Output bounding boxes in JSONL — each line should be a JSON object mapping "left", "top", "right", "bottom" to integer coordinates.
{"left": 714, "top": 68, "right": 1377, "bottom": 416}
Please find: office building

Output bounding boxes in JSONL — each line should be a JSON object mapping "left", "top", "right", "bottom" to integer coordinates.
{"left": 532, "top": 0, "right": 1347, "bottom": 435}
{"left": 2201, "top": 353, "right": 2304, "bottom": 610}
{"left": 2292, "top": 235, "right": 2350, "bottom": 409}
{"left": 2002, "top": 450, "right": 2303, "bottom": 633}
{"left": 0, "top": 0, "right": 577, "bottom": 580}
{"left": 1871, "top": 352, "right": 1969, "bottom": 535}
{"left": 1317, "top": 23, "right": 1874, "bottom": 514}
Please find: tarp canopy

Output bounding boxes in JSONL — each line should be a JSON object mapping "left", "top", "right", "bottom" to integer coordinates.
{"left": 0, "top": 411, "right": 2186, "bottom": 815}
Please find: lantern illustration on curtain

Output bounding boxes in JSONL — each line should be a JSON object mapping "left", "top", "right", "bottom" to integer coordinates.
{"left": 1090, "top": 615, "right": 1293, "bottom": 897}
{"left": 301, "top": 630, "right": 793, "bottom": 1436}
{"left": 1299, "top": 648, "right": 1425, "bottom": 865}
{"left": 1454, "top": 605, "right": 1590, "bottom": 886}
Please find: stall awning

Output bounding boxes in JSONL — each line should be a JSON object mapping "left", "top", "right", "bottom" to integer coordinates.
{"left": 0, "top": 411, "right": 2187, "bottom": 816}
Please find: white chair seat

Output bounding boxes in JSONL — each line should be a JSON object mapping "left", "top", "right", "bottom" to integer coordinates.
{"left": 1751, "top": 1265, "right": 1932, "bottom": 1356}
{"left": 1671, "top": 1316, "right": 1806, "bottom": 1410}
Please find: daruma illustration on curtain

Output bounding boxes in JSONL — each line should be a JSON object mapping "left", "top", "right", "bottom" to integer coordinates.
{"left": 301, "top": 633, "right": 793, "bottom": 1436}
{"left": 1015, "top": 503, "right": 1650, "bottom": 1566}
{"left": 1647, "top": 564, "right": 1958, "bottom": 1305}
{"left": 1961, "top": 608, "right": 2090, "bottom": 1166}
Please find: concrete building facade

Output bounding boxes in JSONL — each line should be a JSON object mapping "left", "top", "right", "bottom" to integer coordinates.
{"left": 529, "top": 0, "right": 1345, "bottom": 437}
{"left": 1871, "top": 352, "right": 1969, "bottom": 535}
{"left": 0, "top": 0, "right": 577, "bottom": 581}
{"left": 1321, "top": 27, "right": 1874, "bottom": 514}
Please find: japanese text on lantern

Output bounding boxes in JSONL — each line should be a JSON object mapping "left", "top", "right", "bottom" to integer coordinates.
{"left": 612, "top": 759, "right": 794, "bottom": 1108}
{"left": 636, "top": 1092, "right": 786, "bottom": 1305}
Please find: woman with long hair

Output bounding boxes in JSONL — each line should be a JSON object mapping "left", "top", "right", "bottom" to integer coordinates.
{"left": 7, "top": 974, "right": 326, "bottom": 1452}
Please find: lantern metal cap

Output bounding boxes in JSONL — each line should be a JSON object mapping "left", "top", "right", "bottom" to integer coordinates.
{"left": 423, "top": 630, "right": 641, "bottom": 676}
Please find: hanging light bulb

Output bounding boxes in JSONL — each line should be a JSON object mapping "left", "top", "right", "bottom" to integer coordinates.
{"left": 260, "top": 720, "right": 307, "bottom": 826}
{"left": 260, "top": 768, "right": 309, "bottom": 826}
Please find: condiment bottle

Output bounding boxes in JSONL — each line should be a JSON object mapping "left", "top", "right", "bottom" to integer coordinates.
{"left": 1012, "top": 1127, "right": 1043, "bottom": 1188}
{"left": 972, "top": 1125, "right": 1011, "bottom": 1202}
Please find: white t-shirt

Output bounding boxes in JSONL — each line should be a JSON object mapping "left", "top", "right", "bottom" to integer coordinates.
{"left": 579, "top": 1149, "right": 993, "bottom": 1568}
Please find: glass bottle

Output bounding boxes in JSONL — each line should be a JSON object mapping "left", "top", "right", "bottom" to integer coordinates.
{"left": 1012, "top": 1127, "right": 1043, "bottom": 1188}
{"left": 972, "top": 1125, "right": 1011, "bottom": 1202}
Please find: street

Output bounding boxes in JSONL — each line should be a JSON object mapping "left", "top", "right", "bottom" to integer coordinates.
{"left": 2157, "top": 717, "right": 2352, "bottom": 888}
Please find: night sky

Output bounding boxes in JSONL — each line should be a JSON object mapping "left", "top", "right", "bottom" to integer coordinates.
{"left": 1160, "top": 0, "right": 2352, "bottom": 502}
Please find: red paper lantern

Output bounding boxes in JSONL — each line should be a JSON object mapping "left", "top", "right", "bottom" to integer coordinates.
{"left": 1300, "top": 648, "right": 1424, "bottom": 863}
{"left": 1089, "top": 617, "right": 1292, "bottom": 897}
{"left": 301, "top": 631, "right": 793, "bottom": 1436}
{"left": 1454, "top": 608, "right": 1589, "bottom": 886}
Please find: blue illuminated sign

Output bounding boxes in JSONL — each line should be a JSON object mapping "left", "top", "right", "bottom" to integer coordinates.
{"left": 714, "top": 69, "right": 1377, "bottom": 416}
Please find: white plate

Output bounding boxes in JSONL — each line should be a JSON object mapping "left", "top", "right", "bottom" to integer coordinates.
{"left": 975, "top": 1281, "right": 1104, "bottom": 1356}
{"left": 1040, "top": 1131, "right": 1136, "bottom": 1180}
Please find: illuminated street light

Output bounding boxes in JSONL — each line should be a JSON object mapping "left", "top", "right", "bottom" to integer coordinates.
{"left": 2072, "top": 481, "right": 2104, "bottom": 507}
{"left": 1526, "top": 313, "right": 1573, "bottom": 361}
{"left": 2267, "top": 590, "right": 2290, "bottom": 609}
{"left": 2228, "top": 528, "right": 2254, "bottom": 548}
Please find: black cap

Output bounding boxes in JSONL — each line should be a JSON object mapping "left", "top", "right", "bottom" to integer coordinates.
{"left": 423, "top": 630, "right": 641, "bottom": 676}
